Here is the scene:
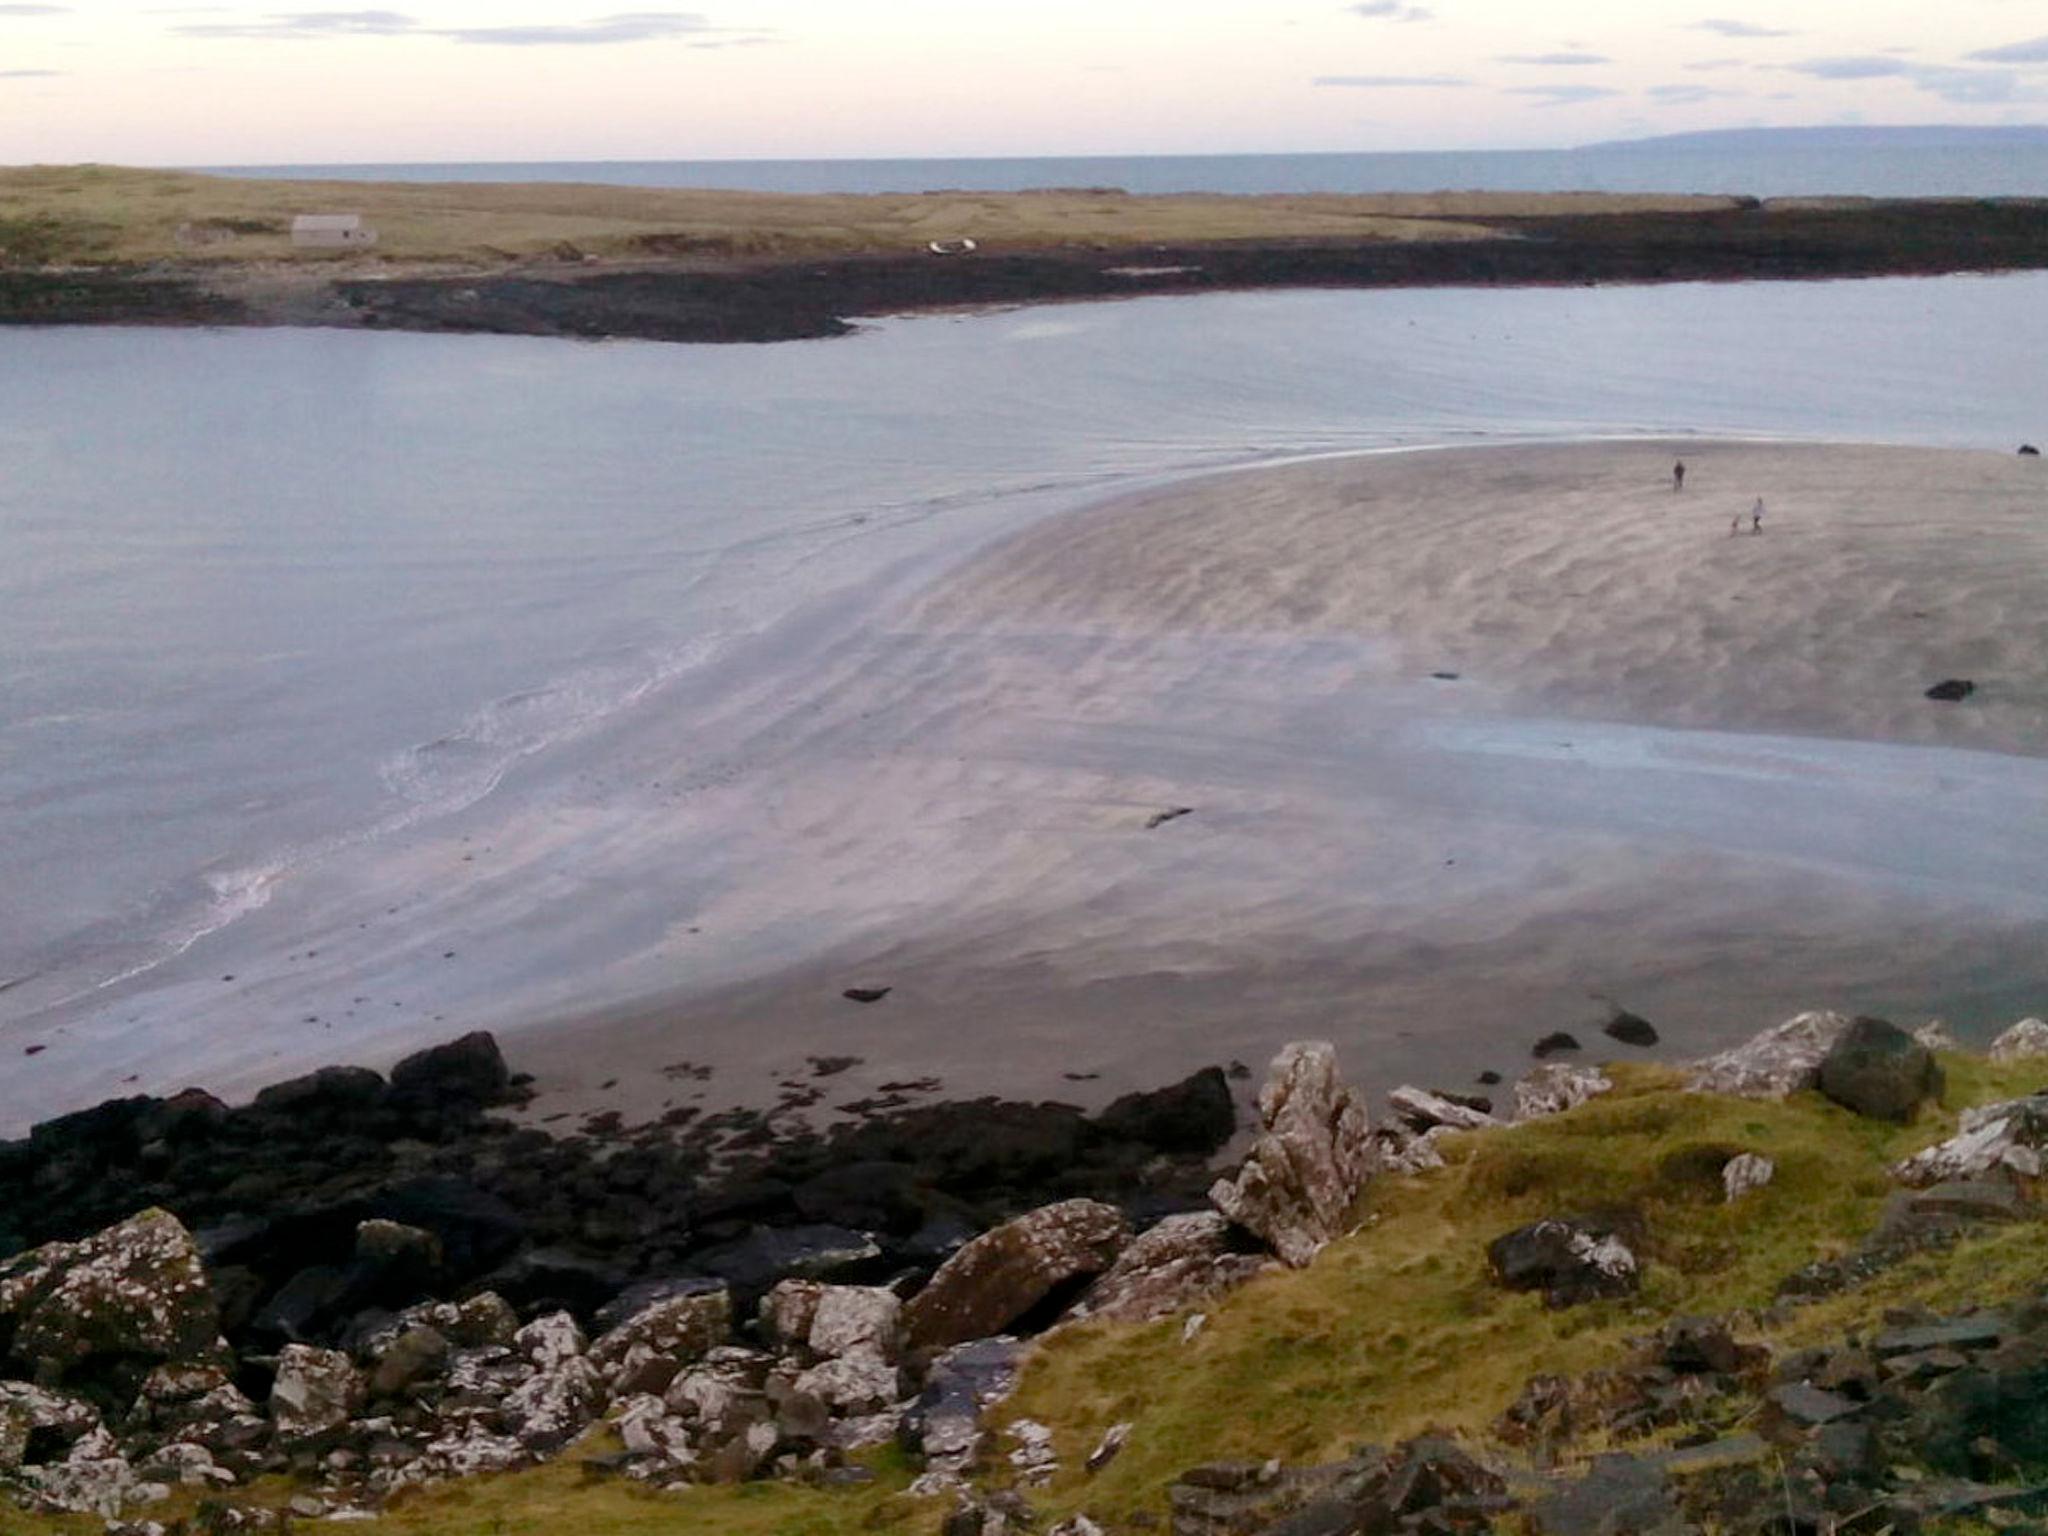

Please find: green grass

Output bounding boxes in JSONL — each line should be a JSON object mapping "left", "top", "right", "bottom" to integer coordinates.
{"left": 0, "top": 164, "right": 1745, "bottom": 268}
{"left": 999, "top": 1060, "right": 2048, "bottom": 1530}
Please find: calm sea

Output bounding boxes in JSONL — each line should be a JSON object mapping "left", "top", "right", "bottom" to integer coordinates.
{"left": 204, "top": 143, "right": 2048, "bottom": 198}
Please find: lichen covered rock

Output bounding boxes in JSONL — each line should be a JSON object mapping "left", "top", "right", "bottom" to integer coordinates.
{"left": 904, "top": 1200, "right": 1128, "bottom": 1353}
{"left": 1687, "top": 1011, "right": 1852, "bottom": 1099}
{"left": 0, "top": 1210, "right": 217, "bottom": 1397}
{"left": 1208, "top": 1041, "right": 1373, "bottom": 1268}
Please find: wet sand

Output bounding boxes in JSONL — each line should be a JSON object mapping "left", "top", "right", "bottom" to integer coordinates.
{"left": 499, "top": 441, "right": 2048, "bottom": 1128}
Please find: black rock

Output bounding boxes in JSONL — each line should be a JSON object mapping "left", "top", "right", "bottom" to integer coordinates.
{"left": 1144, "top": 806, "right": 1194, "bottom": 829}
{"left": 251, "top": 1065, "right": 388, "bottom": 1117}
{"left": 792, "top": 1160, "right": 928, "bottom": 1233}
{"left": 842, "top": 987, "right": 892, "bottom": 1004}
{"left": 366, "top": 1176, "right": 527, "bottom": 1278}
{"left": 1487, "top": 1215, "right": 1642, "bottom": 1308}
{"left": 2020, "top": 444, "right": 2041, "bottom": 456}
{"left": 1532, "top": 1032, "right": 1583, "bottom": 1060}
{"left": 1094, "top": 1066, "right": 1235, "bottom": 1155}
{"left": 1476, "top": 1070, "right": 1503, "bottom": 1086}
{"left": 1816, "top": 1015, "right": 1943, "bottom": 1123}
{"left": 1602, "top": 1011, "right": 1659, "bottom": 1048}
{"left": 690, "top": 1223, "right": 882, "bottom": 1299}
{"left": 387, "top": 1030, "right": 512, "bottom": 1112}
{"left": 1926, "top": 678, "right": 1977, "bottom": 702}
{"left": 479, "top": 1247, "right": 632, "bottom": 1319}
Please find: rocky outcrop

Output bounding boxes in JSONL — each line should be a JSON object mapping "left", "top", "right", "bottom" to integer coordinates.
{"left": 1208, "top": 1042, "right": 1372, "bottom": 1268}
{"left": 1071, "top": 1213, "right": 1266, "bottom": 1324}
{"left": 903, "top": 1201, "right": 1129, "bottom": 1354}
{"left": 1386, "top": 1086, "right": 1501, "bottom": 1134}
{"left": 1989, "top": 1017, "right": 2048, "bottom": 1063}
{"left": 1686, "top": 1011, "right": 1852, "bottom": 1099}
{"left": 1891, "top": 1095, "right": 2048, "bottom": 1185}
{"left": 1816, "top": 1016, "right": 1943, "bottom": 1123}
{"left": 1094, "top": 1068, "right": 1235, "bottom": 1155}
{"left": 268, "top": 1344, "right": 362, "bottom": 1441}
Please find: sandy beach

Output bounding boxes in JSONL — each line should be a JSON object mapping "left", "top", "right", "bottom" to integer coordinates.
{"left": 498, "top": 441, "right": 2048, "bottom": 1130}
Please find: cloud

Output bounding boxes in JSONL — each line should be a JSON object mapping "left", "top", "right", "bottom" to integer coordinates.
{"left": 1507, "top": 83, "right": 1624, "bottom": 106}
{"left": 1346, "top": 1, "right": 1434, "bottom": 21}
{"left": 1684, "top": 57, "right": 1744, "bottom": 71}
{"left": 1497, "top": 51, "right": 1610, "bottom": 66}
{"left": 0, "top": 4, "right": 67, "bottom": 13}
{"left": 1314, "top": 73, "right": 1469, "bottom": 87}
{"left": 171, "top": 8, "right": 765, "bottom": 46}
{"left": 1647, "top": 83, "right": 1744, "bottom": 103}
{"left": 1692, "top": 19, "right": 1796, "bottom": 38}
{"left": 0, "top": 65, "right": 60, "bottom": 74}
{"left": 439, "top": 11, "right": 726, "bottom": 45}
{"left": 1969, "top": 35, "right": 2048, "bottom": 64}
{"left": 1788, "top": 54, "right": 2038, "bottom": 103}
{"left": 173, "top": 8, "right": 415, "bottom": 37}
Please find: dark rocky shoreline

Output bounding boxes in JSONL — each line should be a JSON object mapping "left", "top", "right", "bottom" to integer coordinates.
{"left": 6, "top": 200, "right": 2048, "bottom": 345}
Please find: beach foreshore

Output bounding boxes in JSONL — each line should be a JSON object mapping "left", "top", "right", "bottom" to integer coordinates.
{"left": 485, "top": 441, "right": 2048, "bottom": 1132}
{"left": 5, "top": 192, "right": 2048, "bottom": 343}
{"left": 5, "top": 442, "right": 2046, "bottom": 1139}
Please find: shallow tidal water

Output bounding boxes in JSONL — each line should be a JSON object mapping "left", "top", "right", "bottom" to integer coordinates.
{"left": 3, "top": 272, "right": 2046, "bottom": 1128}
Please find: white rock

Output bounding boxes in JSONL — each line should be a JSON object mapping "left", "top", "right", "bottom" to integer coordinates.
{"left": 1513, "top": 1064, "right": 1614, "bottom": 1122}
{"left": 1686, "top": 1011, "right": 1852, "bottom": 1099}
{"left": 590, "top": 1289, "right": 732, "bottom": 1375}
{"left": 269, "top": 1345, "right": 363, "bottom": 1441}
{"left": 1086, "top": 1421, "right": 1132, "bottom": 1473}
{"left": 504, "top": 1357, "right": 606, "bottom": 1451}
{"left": 1073, "top": 1212, "right": 1263, "bottom": 1324}
{"left": 1376, "top": 1124, "right": 1451, "bottom": 1176}
{"left": 1891, "top": 1095, "right": 2048, "bottom": 1186}
{"left": 1387, "top": 1086, "right": 1501, "bottom": 1132}
{"left": 1913, "top": 1019, "right": 1959, "bottom": 1051}
{"left": 1208, "top": 1042, "right": 1373, "bottom": 1268}
{"left": 1182, "top": 1313, "right": 1208, "bottom": 1345}
{"left": 1990, "top": 1018, "right": 2048, "bottom": 1063}
{"left": 19, "top": 1455, "right": 138, "bottom": 1517}
{"left": 1722, "top": 1153, "right": 1777, "bottom": 1202}
{"left": 793, "top": 1353, "right": 899, "bottom": 1416}
{"left": 827, "top": 1411, "right": 903, "bottom": 1451}
{"left": 807, "top": 1286, "right": 901, "bottom": 1363}
{"left": 1051, "top": 1519, "right": 1107, "bottom": 1536}
{"left": 514, "top": 1310, "right": 587, "bottom": 1373}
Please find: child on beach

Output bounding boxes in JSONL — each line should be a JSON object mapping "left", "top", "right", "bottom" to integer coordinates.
{"left": 1673, "top": 460, "right": 1685, "bottom": 491}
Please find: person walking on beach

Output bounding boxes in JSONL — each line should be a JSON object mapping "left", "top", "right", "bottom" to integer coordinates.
{"left": 1672, "top": 460, "right": 1685, "bottom": 492}
{"left": 1750, "top": 497, "right": 1764, "bottom": 534}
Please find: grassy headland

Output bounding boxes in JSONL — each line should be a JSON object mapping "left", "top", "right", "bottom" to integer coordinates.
{"left": 3, "top": 165, "right": 2046, "bottom": 342}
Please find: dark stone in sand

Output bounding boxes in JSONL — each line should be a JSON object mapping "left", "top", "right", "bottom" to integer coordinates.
{"left": 1477, "top": 1070, "right": 1503, "bottom": 1086}
{"left": 1095, "top": 1067, "right": 1235, "bottom": 1155}
{"left": 1532, "top": 1032, "right": 1583, "bottom": 1060}
{"left": 842, "top": 986, "right": 892, "bottom": 1004}
{"left": 1602, "top": 1011, "right": 1660, "bottom": 1048}
{"left": 1432, "top": 670, "right": 1462, "bottom": 681}
{"left": 1145, "top": 806, "right": 1194, "bottom": 829}
{"left": 2020, "top": 444, "right": 2041, "bottom": 455}
{"left": 1926, "top": 678, "right": 1976, "bottom": 702}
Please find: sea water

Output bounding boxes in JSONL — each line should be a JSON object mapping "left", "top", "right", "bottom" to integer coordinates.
{"left": 2, "top": 272, "right": 2045, "bottom": 1124}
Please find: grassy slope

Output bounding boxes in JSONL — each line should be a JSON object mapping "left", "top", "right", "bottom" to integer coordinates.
{"left": 4, "top": 1056, "right": 2041, "bottom": 1535}
{"left": 0, "top": 165, "right": 1747, "bottom": 267}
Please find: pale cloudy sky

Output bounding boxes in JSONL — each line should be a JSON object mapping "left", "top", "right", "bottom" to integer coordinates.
{"left": 3, "top": 1, "right": 2046, "bottom": 165}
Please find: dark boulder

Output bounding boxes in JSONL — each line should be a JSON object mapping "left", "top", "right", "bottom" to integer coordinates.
{"left": 903, "top": 1199, "right": 1128, "bottom": 1353}
{"left": 387, "top": 1031, "right": 512, "bottom": 1112}
{"left": 2019, "top": 444, "right": 2040, "bottom": 456}
{"left": 1602, "top": 1012, "right": 1659, "bottom": 1048}
{"left": 1527, "top": 1452, "right": 1677, "bottom": 1536}
{"left": 251, "top": 1065, "right": 388, "bottom": 1118}
{"left": 791, "top": 1161, "right": 928, "bottom": 1233}
{"left": 1487, "top": 1215, "right": 1641, "bottom": 1308}
{"left": 1816, "top": 1016, "right": 1943, "bottom": 1123}
{"left": 1532, "top": 1032, "right": 1582, "bottom": 1060}
{"left": 1094, "top": 1066, "right": 1235, "bottom": 1155}
{"left": 1925, "top": 679, "right": 1976, "bottom": 702}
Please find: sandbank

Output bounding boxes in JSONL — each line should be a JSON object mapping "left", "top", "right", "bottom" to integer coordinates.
{"left": 500, "top": 441, "right": 2048, "bottom": 1131}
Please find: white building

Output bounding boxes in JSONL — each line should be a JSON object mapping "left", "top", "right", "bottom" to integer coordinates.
{"left": 291, "top": 214, "right": 378, "bottom": 250}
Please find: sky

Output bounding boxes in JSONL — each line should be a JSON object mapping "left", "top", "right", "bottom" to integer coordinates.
{"left": 3, "top": 1, "right": 2047, "bottom": 165}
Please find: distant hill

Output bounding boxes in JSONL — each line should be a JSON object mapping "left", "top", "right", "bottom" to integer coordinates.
{"left": 1583, "top": 124, "right": 2048, "bottom": 152}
